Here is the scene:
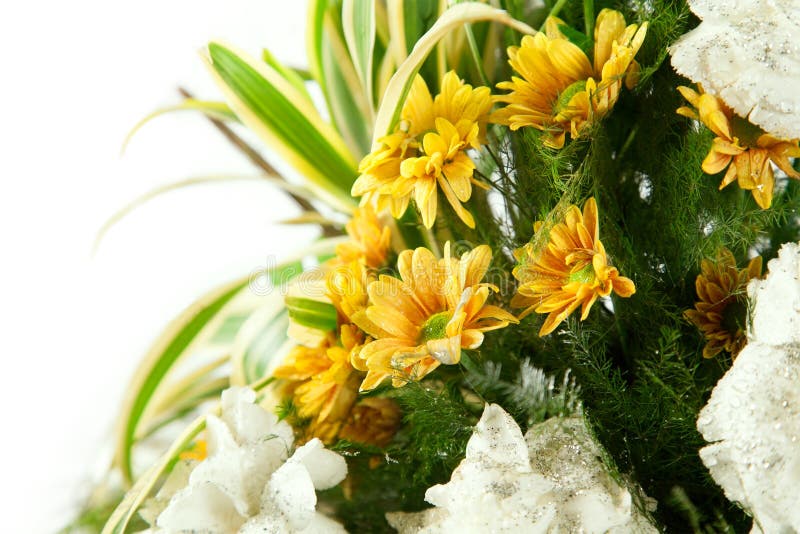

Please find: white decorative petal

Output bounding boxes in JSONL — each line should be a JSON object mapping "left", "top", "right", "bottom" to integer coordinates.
{"left": 669, "top": 0, "right": 800, "bottom": 139}
{"left": 288, "top": 438, "right": 348, "bottom": 491}
{"left": 268, "top": 460, "right": 317, "bottom": 531}
{"left": 388, "top": 404, "right": 656, "bottom": 533}
{"left": 139, "top": 459, "right": 196, "bottom": 525}
{"left": 464, "top": 403, "right": 530, "bottom": 472}
{"left": 157, "top": 482, "right": 247, "bottom": 532}
{"left": 748, "top": 243, "right": 800, "bottom": 346}
{"left": 697, "top": 242, "right": 800, "bottom": 534}
{"left": 151, "top": 387, "right": 349, "bottom": 534}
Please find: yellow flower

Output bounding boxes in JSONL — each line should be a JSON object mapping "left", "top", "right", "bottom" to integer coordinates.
{"left": 272, "top": 327, "right": 363, "bottom": 444}
{"left": 352, "top": 71, "right": 492, "bottom": 228}
{"left": 512, "top": 198, "right": 635, "bottom": 336}
{"left": 677, "top": 85, "right": 800, "bottom": 209}
{"left": 685, "top": 248, "right": 762, "bottom": 359}
{"left": 493, "top": 10, "right": 647, "bottom": 148}
{"left": 179, "top": 439, "right": 207, "bottom": 462}
{"left": 335, "top": 207, "right": 392, "bottom": 270}
{"left": 354, "top": 243, "right": 518, "bottom": 391}
{"left": 339, "top": 397, "right": 403, "bottom": 447}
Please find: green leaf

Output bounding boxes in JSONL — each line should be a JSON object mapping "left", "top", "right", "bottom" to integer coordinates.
{"left": 342, "top": 0, "right": 376, "bottom": 115}
{"left": 113, "top": 276, "right": 251, "bottom": 485}
{"left": 231, "top": 305, "right": 292, "bottom": 385}
{"left": 121, "top": 99, "right": 236, "bottom": 154}
{"left": 204, "top": 42, "right": 358, "bottom": 212}
{"left": 285, "top": 297, "right": 338, "bottom": 331}
{"left": 93, "top": 174, "right": 319, "bottom": 253}
{"left": 261, "top": 47, "right": 312, "bottom": 100}
{"left": 372, "top": 2, "right": 537, "bottom": 145}
{"left": 306, "top": 0, "right": 329, "bottom": 93}
{"left": 322, "top": 10, "right": 373, "bottom": 157}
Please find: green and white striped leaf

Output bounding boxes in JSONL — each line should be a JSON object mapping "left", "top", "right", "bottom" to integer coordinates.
{"left": 113, "top": 276, "right": 255, "bottom": 484}
{"left": 373, "top": 2, "right": 536, "bottom": 145}
{"left": 204, "top": 42, "right": 358, "bottom": 212}
{"left": 322, "top": 11, "right": 373, "bottom": 157}
{"left": 231, "top": 304, "right": 292, "bottom": 386}
{"left": 261, "top": 47, "right": 313, "bottom": 101}
{"left": 121, "top": 99, "right": 236, "bottom": 154}
{"left": 342, "top": 0, "right": 376, "bottom": 116}
{"left": 93, "top": 173, "right": 319, "bottom": 253}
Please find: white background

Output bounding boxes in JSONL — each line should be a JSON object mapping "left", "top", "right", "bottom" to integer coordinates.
{"left": 1, "top": 1, "right": 313, "bottom": 531}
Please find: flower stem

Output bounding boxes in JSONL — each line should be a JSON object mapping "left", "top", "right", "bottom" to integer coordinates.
{"left": 540, "top": 0, "right": 569, "bottom": 31}
{"left": 464, "top": 23, "right": 491, "bottom": 87}
{"left": 584, "top": 0, "right": 595, "bottom": 38}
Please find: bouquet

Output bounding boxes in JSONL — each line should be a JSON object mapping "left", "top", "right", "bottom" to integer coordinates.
{"left": 67, "top": 0, "right": 800, "bottom": 532}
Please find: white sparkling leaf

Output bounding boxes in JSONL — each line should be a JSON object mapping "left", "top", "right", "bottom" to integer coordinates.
{"left": 464, "top": 403, "right": 530, "bottom": 472}
{"left": 151, "top": 387, "right": 348, "bottom": 533}
{"left": 388, "top": 404, "right": 657, "bottom": 533}
{"left": 697, "top": 242, "right": 800, "bottom": 534}
{"left": 156, "top": 482, "right": 247, "bottom": 532}
{"left": 669, "top": 0, "right": 800, "bottom": 139}
{"left": 748, "top": 243, "right": 800, "bottom": 346}
{"left": 288, "top": 438, "right": 348, "bottom": 491}
{"left": 268, "top": 460, "right": 317, "bottom": 531}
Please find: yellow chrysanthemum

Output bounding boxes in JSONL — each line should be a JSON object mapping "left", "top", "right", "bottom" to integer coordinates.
{"left": 352, "top": 71, "right": 492, "bottom": 228}
{"left": 685, "top": 248, "right": 762, "bottom": 359}
{"left": 677, "top": 85, "right": 800, "bottom": 209}
{"left": 353, "top": 243, "right": 518, "bottom": 391}
{"left": 272, "top": 327, "right": 362, "bottom": 444}
{"left": 339, "top": 397, "right": 403, "bottom": 447}
{"left": 512, "top": 198, "right": 635, "bottom": 336}
{"left": 335, "top": 206, "right": 392, "bottom": 269}
{"left": 493, "top": 10, "right": 647, "bottom": 148}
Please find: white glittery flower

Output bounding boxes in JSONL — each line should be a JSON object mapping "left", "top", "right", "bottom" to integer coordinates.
{"left": 152, "top": 387, "right": 348, "bottom": 533}
{"left": 387, "top": 404, "right": 656, "bottom": 534}
{"left": 670, "top": 0, "right": 800, "bottom": 139}
{"left": 697, "top": 242, "right": 800, "bottom": 534}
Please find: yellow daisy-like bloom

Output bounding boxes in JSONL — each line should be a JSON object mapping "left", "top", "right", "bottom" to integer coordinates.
{"left": 493, "top": 10, "right": 647, "bottom": 148}
{"left": 512, "top": 198, "right": 635, "bottom": 336}
{"left": 677, "top": 85, "right": 800, "bottom": 209}
{"left": 352, "top": 71, "right": 492, "bottom": 228}
{"left": 354, "top": 243, "right": 518, "bottom": 391}
{"left": 339, "top": 397, "right": 403, "bottom": 447}
{"left": 272, "top": 327, "right": 362, "bottom": 444}
{"left": 335, "top": 206, "right": 392, "bottom": 270}
{"left": 685, "top": 248, "right": 762, "bottom": 359}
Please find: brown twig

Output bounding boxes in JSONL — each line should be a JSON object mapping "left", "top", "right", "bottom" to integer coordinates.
{"left": 178, "top": 87, "right": 341, "bottom": 237}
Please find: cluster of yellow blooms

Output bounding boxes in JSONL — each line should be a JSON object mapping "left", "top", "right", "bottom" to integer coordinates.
{"left": 493, "top": 10, "right": 647, "bottom": 149}
{"left": 354, "top": 10, "right": 648, "bottom": 230}
{"left": 274, "top": 207, "right": 518, "bottom": 444}
{"left": 272, "top": 7, "right": 799, "bottom": 445}
{"left": 352, "top": 71, "right": 493, "bottom": 229}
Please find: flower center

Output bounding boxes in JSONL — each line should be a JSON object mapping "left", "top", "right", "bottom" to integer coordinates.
{"left": 730, "top": 115, "right": 765, "bottom": 147}
{"left": 554, "top": 80, "right": 588, "bottom": 114}
{"left": 721, "top": 296, "right": 748, "bottom": 336}
{"left": 419, "top": 311, "right": 452, "bottom": 342}
{"left": 568, "top": 262, "right": 596, "bottom": 285}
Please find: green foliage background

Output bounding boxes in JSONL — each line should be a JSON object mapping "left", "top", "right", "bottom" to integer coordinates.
{"left": 329, "top": 0, "right": 800, "bottom": 532}
{"left": 67, "top": 1, "right": 800, "bottom": 533}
